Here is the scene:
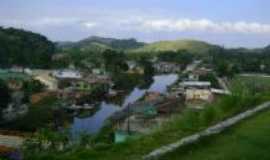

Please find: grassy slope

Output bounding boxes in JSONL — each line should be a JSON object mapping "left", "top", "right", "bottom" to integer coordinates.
{"left": 131, "top": 40, "right": 214, "bottom": 55}
{"left": 79, "top": 42, "right": 112, "bottom": 52}
{"left": 160, "top": 108, "right": 270, "bottom": 160}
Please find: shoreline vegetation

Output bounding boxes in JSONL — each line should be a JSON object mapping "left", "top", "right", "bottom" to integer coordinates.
{"left": 21, "top": 75, "right": 270, "bottom": 160}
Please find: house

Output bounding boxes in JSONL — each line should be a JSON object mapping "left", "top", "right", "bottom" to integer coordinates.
{"left": 153, "top": 62, "right": 181, "bottom": 73}
{"left": 52, "top": 69, "right": 82, "bottom": 79}
{"left": 180, "top": 81, "right": 213, "bottom": 102}
{"left": 188, "top": 67, "right": 213, "bottom": 81}
{"left": 180, "top": 81, "right": 211, "bottom": 89}
{"left": 185, "top": 89, "right": 213, "bottom": 102}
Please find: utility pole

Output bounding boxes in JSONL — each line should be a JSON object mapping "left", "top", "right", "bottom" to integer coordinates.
{"left": 127, "top": 103, "right": 131, "bottom": 135}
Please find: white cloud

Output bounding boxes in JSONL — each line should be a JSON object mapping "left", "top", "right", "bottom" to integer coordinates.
{"left": 140, "top": 18, "right": 270, "bottom": 34}
{"left": 34, "top": 17, "right": 80, "bottom": 26}
{"left": 81, "top": 21, "right": 98, "bottom": 29}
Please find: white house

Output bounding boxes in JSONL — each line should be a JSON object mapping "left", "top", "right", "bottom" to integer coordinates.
{"left": 52, "top": 70, "right": 82, "bottom": 79}
{"left": 180, "top": 81, "right": 211, "bottom": 89}
{"left": 180, "top": 81, "right": 213, "bottom": 102}
{"left": 186, "top": 89, "right": 213, "bottom": 102}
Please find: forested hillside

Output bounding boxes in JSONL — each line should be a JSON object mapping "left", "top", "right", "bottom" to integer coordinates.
{"left": 57, "top": 36, "right": 145, "bottom": 52}
{"left": 0, "top": 27, "right": 55, "bottom": 68}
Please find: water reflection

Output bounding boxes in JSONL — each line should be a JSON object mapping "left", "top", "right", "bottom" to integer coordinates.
{"left": 70, "top": 74, "right": 178, "bottom": 135}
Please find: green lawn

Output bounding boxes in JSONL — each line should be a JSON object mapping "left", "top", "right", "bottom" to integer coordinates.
{"left": 160, "top": 109, "right": 270, "bottom": 160}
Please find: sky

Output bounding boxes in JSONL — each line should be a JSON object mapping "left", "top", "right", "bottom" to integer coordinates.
{"left": 0, "top": 0, "right": 270, "bottom": 48}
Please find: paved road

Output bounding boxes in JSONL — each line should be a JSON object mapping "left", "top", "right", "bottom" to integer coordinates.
{"left": 0, "top": 135, "right": 24, "bottom": 148}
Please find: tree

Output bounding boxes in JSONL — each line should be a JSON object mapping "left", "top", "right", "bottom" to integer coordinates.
{"left": 0, "top": 80, "right": 11, "bottom": 118}
{"left": 0, "top": 27, "right": 55, "bottom": 68}
{"left": 102, "top": 49, "right": 128, "bottom": 73}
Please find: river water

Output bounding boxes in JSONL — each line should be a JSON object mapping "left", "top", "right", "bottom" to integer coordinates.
{"left": 70, "top": 74, "right": 178, "bottom": 135}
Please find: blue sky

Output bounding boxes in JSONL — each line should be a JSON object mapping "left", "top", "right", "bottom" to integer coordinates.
{"left": 1, "top": 0, "right": 270, "bottom": 47}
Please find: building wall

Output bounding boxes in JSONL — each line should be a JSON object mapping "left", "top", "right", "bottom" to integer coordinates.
{"left": 186, "top": 89, "right": 213, "bottom": 101}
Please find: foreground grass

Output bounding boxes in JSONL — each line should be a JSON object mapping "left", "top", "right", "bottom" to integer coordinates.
{"left": 160, "top": 108, "right": 270, "bottom": 160}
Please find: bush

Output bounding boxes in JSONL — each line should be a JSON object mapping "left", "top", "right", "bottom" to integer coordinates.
{"left": 200, "top": 106, "right": 218, "bottom": 126}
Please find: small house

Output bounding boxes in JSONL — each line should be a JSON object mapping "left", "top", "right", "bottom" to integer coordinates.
{"left": 180, "top": 81, "right": 213, "bottom": 102}
{"left": 52, "top": 69, "right": 82, "bottom": 79}
{"left": 186, "top": 89, "right": 213, "bottom": 102}
{"left": 180, "top": 81, "right": 211, "bottom": 89}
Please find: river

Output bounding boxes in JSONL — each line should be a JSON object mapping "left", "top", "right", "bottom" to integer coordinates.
{"left": 70, "top": 74, "right": 178, "bottom": 135}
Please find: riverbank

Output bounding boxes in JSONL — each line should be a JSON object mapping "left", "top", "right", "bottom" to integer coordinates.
{"left": 23, "top": 81, "right": 270, "bottom": 160}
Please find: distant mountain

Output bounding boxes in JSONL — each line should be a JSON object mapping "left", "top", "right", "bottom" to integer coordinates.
{"left": 0, "top": 27, "right": 55, "bottom": 68}
{"left": 131, "top": 40, "right": 216, "bottom": 55}
{"left": 57, "top": 36, "right": 145, "bottom": 52}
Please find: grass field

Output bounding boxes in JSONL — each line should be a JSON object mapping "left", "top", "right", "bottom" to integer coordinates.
{"left": 160, "top": 108, "right": 270, "bottom": 160}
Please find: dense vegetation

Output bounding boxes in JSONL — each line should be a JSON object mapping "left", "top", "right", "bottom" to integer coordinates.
{"left": 0, "top": 27, "right": 55, "bottom": 68}
{"left": 0, "top": 80, "right": 11, "bottom": 119}
{"left": 209, "top": 47, "right": 270, "bottom": 77}
{"left": 157, "top": 50, "right": 194, "bottom": 67}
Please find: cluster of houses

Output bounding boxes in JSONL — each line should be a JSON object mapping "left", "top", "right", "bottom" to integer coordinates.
{"left": 153, "top": 62, "right": 182, "bottom": 73}
{"left": 0, "top": 66, "right": 114, "bottom": 116}
{"left": 113, "top": 91, "right": 183, "bottom": 143}
{"left": 172, "top": 66, "right": 231, "bottom": 104}
{"left": 36, "top": 69, "right": 113, "bottom": 107}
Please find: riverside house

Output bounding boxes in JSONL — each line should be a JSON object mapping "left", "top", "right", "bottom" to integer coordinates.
{"left": 180, "top": 81, "right": 213, "bottom": 102}
{"left": 52, "top": 69, "right": 82, "bottom": 79}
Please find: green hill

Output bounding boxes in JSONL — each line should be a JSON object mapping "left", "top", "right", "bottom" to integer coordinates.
{"left": 57, "top": 36, "right": 145, "bottom": 52}
{"left": 131, "top": 39, "right": 216, "bottom": 55}
{"left": 79, "top": 42, "right": 112, "bottom": 53}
